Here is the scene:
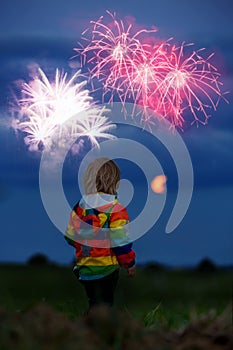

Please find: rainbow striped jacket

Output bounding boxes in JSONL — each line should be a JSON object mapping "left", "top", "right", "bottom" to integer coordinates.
{"left": 65, "top": 193, "right": 135, "bottom": 280}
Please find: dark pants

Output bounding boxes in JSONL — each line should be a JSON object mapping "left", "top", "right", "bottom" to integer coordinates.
{"left": 79, "top": 269, "right": 119, "bottom": 311}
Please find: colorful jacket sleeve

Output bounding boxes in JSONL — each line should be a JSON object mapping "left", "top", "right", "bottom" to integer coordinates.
{"left": 110, "top": 204, "right": 136, "bottom": 268}
{"left": 65, "top": 205, "right": 81, "bottom": 248}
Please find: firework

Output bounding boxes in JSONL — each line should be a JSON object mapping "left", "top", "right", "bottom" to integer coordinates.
{"left": 74, "top": 11, "right": 157, "bottom": 103}
{"left": 127, "top": 41, "right": 170, "bottom": 118}
{"left": 73, "top": 107, "right": 116, "bottom": 147}
{"left": 148, "top": 43, "right": 224, "bottom": 127}
{"left": 13, "top": 67, "right": 116, "bottom": 151}
{"left": 75, "top": 12, "right": 225, "bottom": 128}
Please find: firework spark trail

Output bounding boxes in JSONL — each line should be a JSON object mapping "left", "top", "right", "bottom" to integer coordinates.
{"left": 127, "top": 42, "right": 171, "bottom": 118}
{"left": 13, "top": 68, "right": 116, "bottom": 151}
{"left": 73, "top": 107, "right": 116, "bottom": 147}
{"left": 75, "top": 11, "right": 226, "bottom": 128}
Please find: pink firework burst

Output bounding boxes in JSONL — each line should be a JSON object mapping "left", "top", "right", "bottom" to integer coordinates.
{"left": 75, "top": 12, "right": 226, "bottom": 129}
{"left": 74, "top": 11, "right": 157, "bottom": 103}
{"left": 148, "top": 43, "right": 226, "bottom": 127}
{"left": 128, "top": 41, "right": 171, "bottom": 118}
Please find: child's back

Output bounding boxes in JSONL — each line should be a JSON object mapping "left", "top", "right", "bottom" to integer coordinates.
{"left": 65, "top": 158, "right": 136, "bottom": 311}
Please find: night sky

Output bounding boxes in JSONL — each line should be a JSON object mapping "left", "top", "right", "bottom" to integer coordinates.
{"left": 0, "top": 0, "right": 233, "bottom": 267}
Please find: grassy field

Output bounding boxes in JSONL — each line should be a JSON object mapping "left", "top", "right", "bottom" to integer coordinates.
{"left": 0, "top": 263, "right": 232, "bottom": 323}
{"left": 0, "top": 263, "right": 232, "bottom": 349}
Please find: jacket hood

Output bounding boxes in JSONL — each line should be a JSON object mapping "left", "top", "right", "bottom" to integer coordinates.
{"left": 79, "top": 193, "right": 117, "bottom": 210}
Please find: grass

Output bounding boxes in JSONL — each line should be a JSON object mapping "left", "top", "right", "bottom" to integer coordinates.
{"left": 117, "top": 267, "right": 232, "bottom": 329}
{"left": 0, "top": 264, "right": 232, "bottom": 349}
{"left": 0, "top": 263, "right": 232, "bottom": 328}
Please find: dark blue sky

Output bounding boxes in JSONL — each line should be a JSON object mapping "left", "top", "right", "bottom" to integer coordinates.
{"left": 0, "top": 0, "right": 233, "bottom": 266}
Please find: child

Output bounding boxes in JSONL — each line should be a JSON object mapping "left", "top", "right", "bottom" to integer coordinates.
{"left": 65, "top": 157, "right": 136, "bottom": 311}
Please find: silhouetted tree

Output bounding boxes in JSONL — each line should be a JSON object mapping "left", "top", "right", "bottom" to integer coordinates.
{"left": 197, "top": 258, "right": 217, "bottom": 272}
{"left": 27, "top": 253, "right": 50, "bottom": 266}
